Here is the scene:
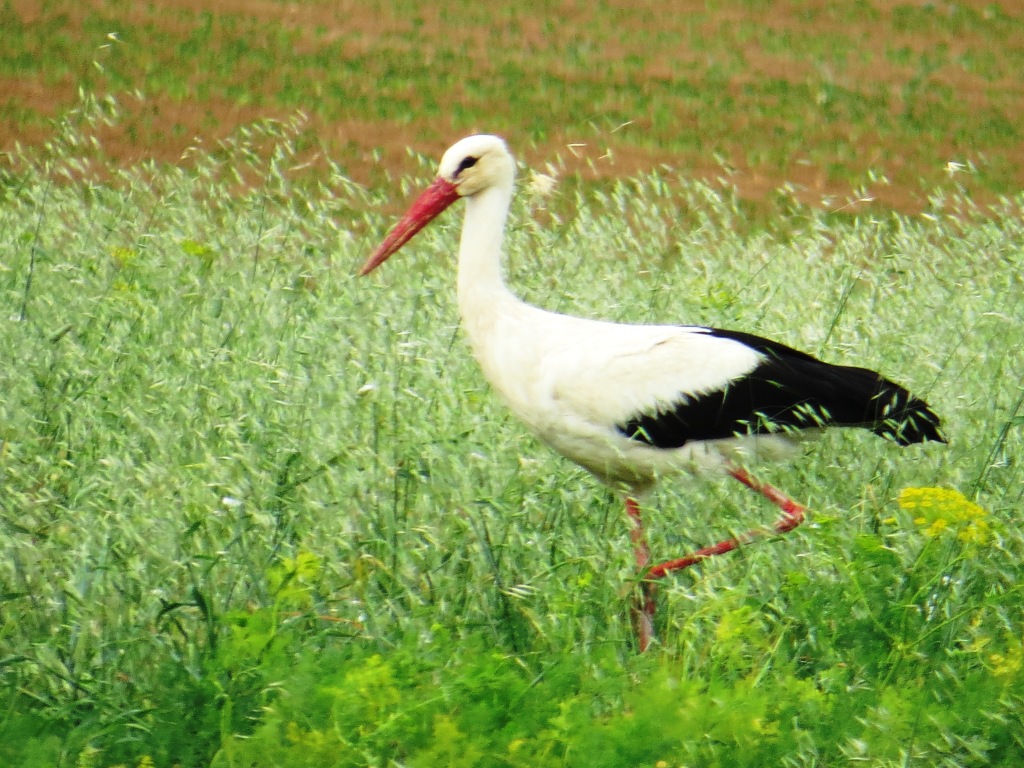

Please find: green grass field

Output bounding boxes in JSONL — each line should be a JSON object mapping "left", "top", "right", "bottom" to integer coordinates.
{"left": 1, "top": 98, "right": 1022, "bottom": 766}
{"left": 3, "top": 2, "right": 1024, "bottom": 766}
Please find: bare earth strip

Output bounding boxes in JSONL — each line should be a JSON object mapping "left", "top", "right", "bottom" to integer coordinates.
{"left": 2, "top": 0, "right": 1022, "bottom": 211}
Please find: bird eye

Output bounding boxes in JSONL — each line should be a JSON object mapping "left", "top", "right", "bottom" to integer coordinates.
{"left": 455, "top": 156, "right": 478, "bottom": 176}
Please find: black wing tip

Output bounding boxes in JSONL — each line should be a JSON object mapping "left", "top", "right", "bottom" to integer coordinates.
{"left": 887, "top": 424, "right": 947, "bottom": 446}
{"left": 873, "top": 398, "right": 947, "bottom": 446}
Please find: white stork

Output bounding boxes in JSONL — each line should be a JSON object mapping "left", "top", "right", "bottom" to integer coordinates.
{"left": 360, "top": 135, "right": 945, "bottom": 651}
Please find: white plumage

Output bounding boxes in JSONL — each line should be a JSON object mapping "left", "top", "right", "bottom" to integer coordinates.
{"left": 361, "top": 134, "right": 944, "bottom": 650}
{"left": 469, "top": 311, "right": 790, "bottom": 488}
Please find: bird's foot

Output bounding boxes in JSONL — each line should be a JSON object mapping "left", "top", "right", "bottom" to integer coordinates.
{"left": 625, "top": 468, "right": 807, "bottom": 651}
{"left": 626, "top": 497, "right": 657, "bottom": 651}
{"left": 630, "top": 581, "right": 658, "bottom": 652}
{"left": 644, "top": 466, "right": 806, "bottom": 580}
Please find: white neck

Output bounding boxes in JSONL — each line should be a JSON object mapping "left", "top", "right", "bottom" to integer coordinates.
{"left": 456, "top": 178, "right": 521, "bottom": 340}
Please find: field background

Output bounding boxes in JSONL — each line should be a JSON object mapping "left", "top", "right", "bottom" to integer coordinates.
{"left": 2, "top": 1, "right": 1024, "bottom": 767}
{"left": 4, "top": 0, "right": 1024, "bottom": 210}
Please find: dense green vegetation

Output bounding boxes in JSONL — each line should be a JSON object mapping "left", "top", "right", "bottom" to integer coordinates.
{"left": 1, "top": 99, "right": 1022, "bottom": 765}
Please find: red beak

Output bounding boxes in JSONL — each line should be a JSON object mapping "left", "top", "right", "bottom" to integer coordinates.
{"left": 359, "top": 177, "right": 461, "bottom": 276}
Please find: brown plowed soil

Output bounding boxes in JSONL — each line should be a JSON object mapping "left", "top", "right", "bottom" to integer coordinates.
{"left": 2, "top": 0, "right": 1022, "bottom": 212}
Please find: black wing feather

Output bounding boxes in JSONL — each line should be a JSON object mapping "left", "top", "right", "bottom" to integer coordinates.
{"left": 618, "top": 327, "right": 945, "bottom": 449}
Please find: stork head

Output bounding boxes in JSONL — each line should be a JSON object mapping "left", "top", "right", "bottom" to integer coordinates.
{"left": 436, "top": 134, "right": 513, "bottom": 197}
{"left": 359, "top": 135, "right": 512, "bottom": 276}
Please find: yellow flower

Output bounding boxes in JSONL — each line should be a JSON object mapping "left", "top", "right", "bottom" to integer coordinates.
{"left": 990, "top": 648, "right": 1023, "bottom": 679}
{"left": 898, "top": 487, "right": 990, "bottom": 544}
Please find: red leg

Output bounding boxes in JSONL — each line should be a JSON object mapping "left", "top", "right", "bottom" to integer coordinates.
{"left": 725, "top": 465, "right": 806, "bottom": 533}
{"left": 626, "top": 497, "right": 657, "bottom": 652}
{"left": 645, "top": 465, "right": 806, "bottom": 580}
